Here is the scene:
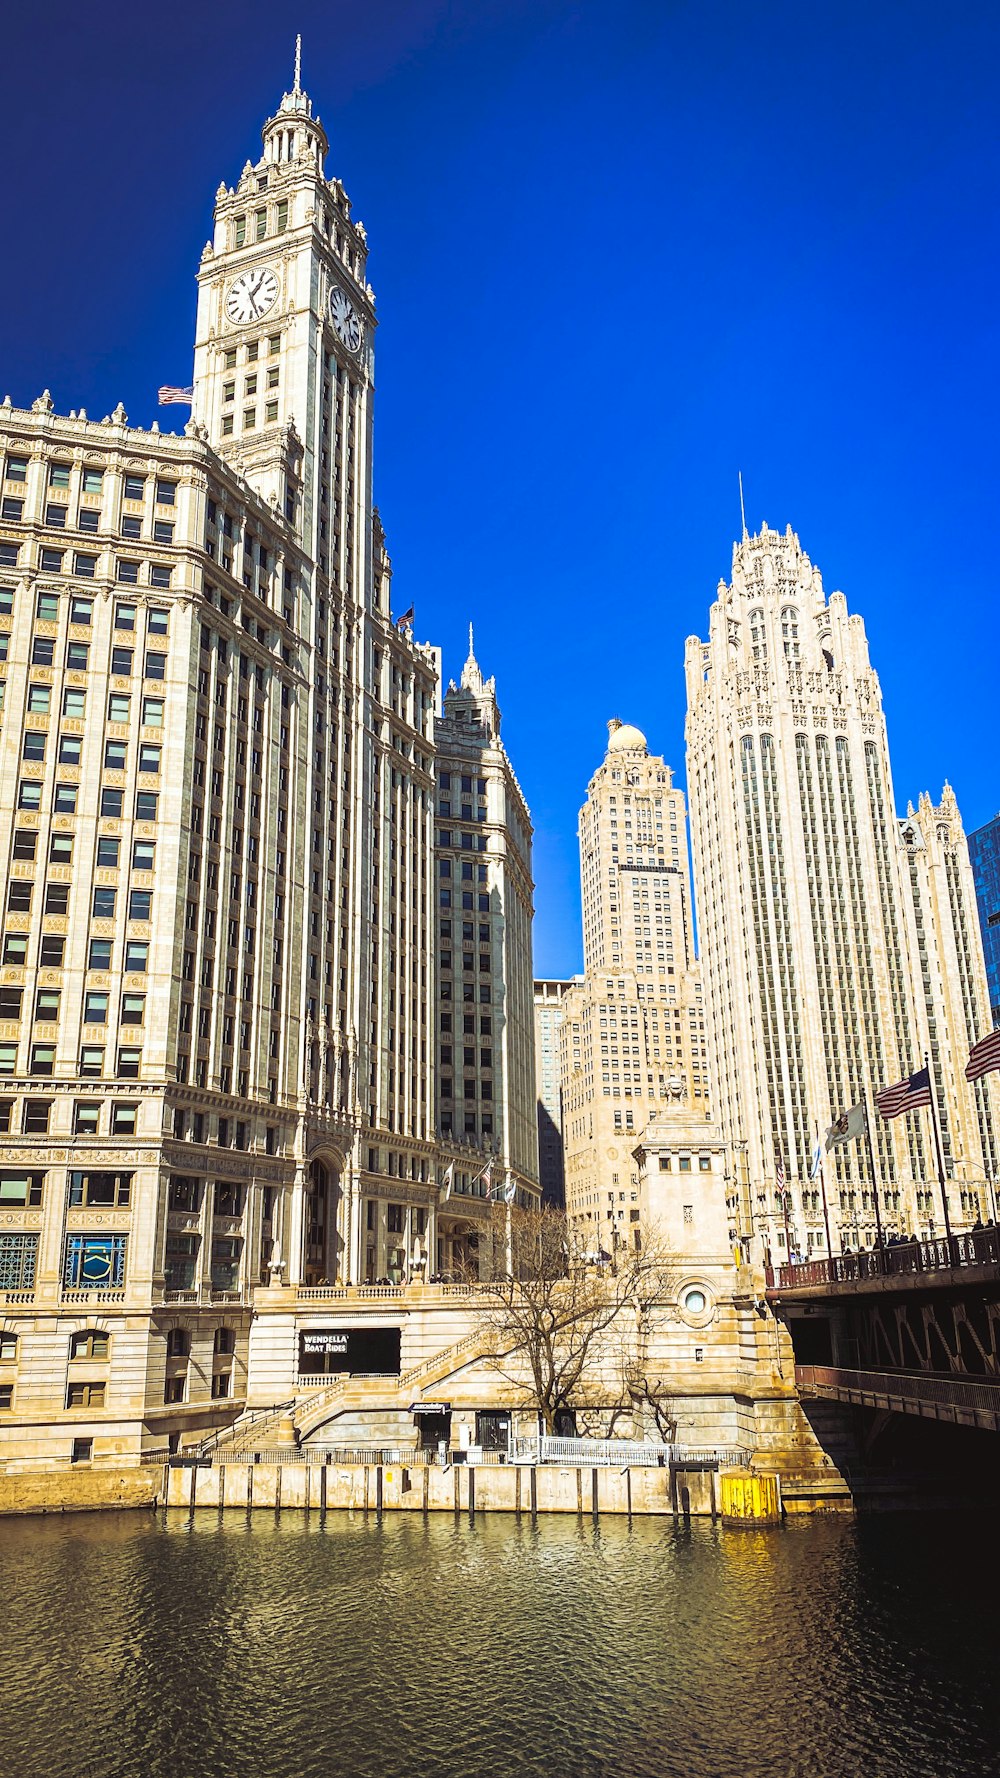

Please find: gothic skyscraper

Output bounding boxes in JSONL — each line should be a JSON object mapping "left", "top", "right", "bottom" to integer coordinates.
{"left": 685, "top": 523, "right": 997, "bottom": 1257}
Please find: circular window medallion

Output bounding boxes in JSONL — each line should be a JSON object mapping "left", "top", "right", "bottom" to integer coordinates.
{"left": 683, "top": 1288, "right": 707, "bottom": 1314}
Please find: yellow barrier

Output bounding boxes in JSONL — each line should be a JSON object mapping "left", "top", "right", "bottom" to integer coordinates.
{"left": 719, "top": 1468, "right": 782, "bottom": 1525}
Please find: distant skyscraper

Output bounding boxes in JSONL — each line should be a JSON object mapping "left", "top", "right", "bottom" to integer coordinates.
{"left": 533, "top": 978, "right": 573, "bottom": 1205}
{"left": 968, "top": 814, "right": 1000, "bottom": 1027}
{"left": 685, "top": 524, "right": 998, "bottom": 1256}
{"left": 561, "top": 721, "right": 708, "bottom": 1247}
{"left": 432, "top": 632, "right": 539, "bottom": 1276}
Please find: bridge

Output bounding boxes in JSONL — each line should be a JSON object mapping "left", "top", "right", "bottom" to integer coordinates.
{"left": 766, "top": 1227, "right": 1000, "bottom": 1440}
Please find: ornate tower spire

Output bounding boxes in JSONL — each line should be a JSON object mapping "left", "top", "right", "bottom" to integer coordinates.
{"left": 293, "top": 32, "right": 302, "bottom": 94}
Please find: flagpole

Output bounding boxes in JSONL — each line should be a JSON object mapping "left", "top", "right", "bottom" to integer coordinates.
{"left": 924, "top": 1048, "right": 954, "bottom": 1251}
{"left": 861, "top": 1088, "right": 885, "bottom": 1255}
{"left": 815, "top": 1125, "right": 834, "bottom": 1260}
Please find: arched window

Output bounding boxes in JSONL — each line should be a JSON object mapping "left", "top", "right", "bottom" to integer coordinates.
{"left": 70, "top": 1329, "right": 109, "bottom": 1361}
{"left": 213, "top": 1326, "right": 235, "bottom": 1356}
{"left": 166, "top": 1328, "right": 190, "bottom": 1358}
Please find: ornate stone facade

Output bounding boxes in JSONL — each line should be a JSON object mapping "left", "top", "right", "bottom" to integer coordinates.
{"left": 684, "top": 523, "right": 999, "bottom": 1257}
{"left": 561, "top": 721, "right": 709, "bottom": 1250}
{"left": 0, "top": 68, "right": 536, "bottom": 1464}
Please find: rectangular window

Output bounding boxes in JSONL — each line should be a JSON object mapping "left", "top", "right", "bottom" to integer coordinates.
{"left": 104, "top": 740, "right": 127, "bottom": 770}
{"left": 110, "top": 1103, "right": 137, "bottom": 1135}
{"left": 142, "top": 698, "right": 164, "bottom": 727}
{"left": 65, "top": 641, "right": 89, "bottom": 670}
{"left": 147, "top": 607, "right": 169, "bottom": 635}
{"left": 78, "top": 508, "right": 99, "bottom": 533}
{"left": 49, "top": 463, "right": 71, "bottom": 489}
{"left": 96, "top": 839, "right": 120, "bottom": 868}
{"left": 111, "top": 646, "right": 133, "bottom": 676}
{"left": 74, "top": 1102, "right": 100, "bottom": 1135}
{"left": 0, "top": 987, "right": 22, "bottom": 1017}
{"left": 120, "top": 994, "right": 144, "bottom": 1025}
{"left": 81, "top": 468, "right": 103, "bottom": 494}
{"left": 123, "top": 474, "right": 145, "bottom": 501}
{"left": 154, "top": 480, "right": 176, "bottom": 507}
{"left": 44, "top": 505, "right": 66, "bottom": 529}
{"left": 115, "top": 602, "right": 136, "bottom": 630}
{"left": 117, "top": 1047, "right": 141, "bottom": 1078}
{"left": 58, "top": 735, "right": 81, "bottom": 765}
{"left": 136, "top": 743, "right": 160, "bottom": 773}
{"left": 144, "top": 651, "right": 167, "bottom": 679}
{"left": 73, "top": 553, "right": 97, "bottom": 578}
{"left": 34, "top": 989, "right": 60, "bottom": 1021}
{"left": 84, "top": 991, "right": 109, "bottom": 1023}
{"left": 29, "top": 1043, "right": 56, "bottom": 1075}
{"left": 5, "top": 457, "right": 27, "bottom": 482}
{"left": 100, "top": 789, "right": 124, "bottom": 819}
{"left": 152, "top": 520, "right": 173, "bottom": 545}
{"left": 0, "top": 1173, "right": 44, "bottom": 1206}
{"left": 1, "top": 497, "right": 22, "bottom": 521}
{"left": 275, "top": 198, "right": 288, "bottom": 232}
{"left": 40, "top": 548, "right": 64, "bottom": 572}
{"left": 135, "top": 791, "right": 158, "bottom": 821}
{"left": 0, "top": 544, "right": 20, "bottom": 568}
{"left": 69, "top": 597, "right": 93, "bottom": 625}
{"left": 53, "top": 784, "right": 78, "bottom": 814}
{"left": 124, "top": 941, "right": 149, "bottom": 972}
{"left": 63, "top": 689, "right": 85, "bottom": 716}
{"left": 2, "top": 934, "right": 27, "bottom": 964}
{"left": 128, "top": 890, "right": 152, "bottom": 921}
{"left": 68, "top": 1171, "right": 131, "bottom": 1209}
{"left": 92, "top": 888, "right": 117, "bottom": 919}
{"left": 132, "top": 841, "right": 155, "bottom": 871}
{"left": 49, "top": 834, "right": 73, "bottom": 863}
{"left": 108, "top": 694, "right": 130, "bottom": 723}
{"left": 149, "top": 566, "right": 171, "bottom": 590}
{"left": 116, "top": 559, "right": 140, "bottom": 584}
{"left": 66, "top": 1382, "right": 106, "bottom": 1408}
{"left": 26, "top": 686, "right": 50, "bottom": 713}
{"left": 88, "top": 939, "right": 112, "bottom": 969}
{"left": 22, "top": 1100, "right": 52, "bottom": 1134}
{"left": 79, "top": 1046, "right": 104, "bottom": 1077}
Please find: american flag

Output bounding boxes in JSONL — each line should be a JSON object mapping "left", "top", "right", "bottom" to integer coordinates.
{"left": 875, "top": 1066, "right": 932, "bottom": 1119}
{"left": 966, "top": 1029, "right": 1000, "bottom": 1083}
{"left": 395, "top": 605, "right": 414, "bottom": 629}
{"left": 158, "top": 385, "right": 193, "bottom": 406}
{"left": 775, "top": 1153, "right": 786, "bottom": 1195}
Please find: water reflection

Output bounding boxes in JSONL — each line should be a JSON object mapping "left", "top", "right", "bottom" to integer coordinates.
{"left": 0, "top": 1510, "right": 997, "bottom": 1778}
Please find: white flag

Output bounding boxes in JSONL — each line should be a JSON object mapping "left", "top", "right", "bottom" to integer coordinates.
{"left": 504, "top": 1175, "right": 516, "bottom": 1204}
{"left": 809, "top": 1140, "right": 823, "bottom": 1181}
{"left": 442, "top": 1162, "right": 454, "bottom": 1201}
{"left": 825, "top": 1103, "right": 865, "bottom": 1151}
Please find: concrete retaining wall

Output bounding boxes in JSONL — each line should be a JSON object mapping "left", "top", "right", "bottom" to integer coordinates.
{"left": 0, "top": 1466, "right": 162, "bottom": 1515}
{"left": 163, "top": 1460, "right": 730, "bottom": 1517}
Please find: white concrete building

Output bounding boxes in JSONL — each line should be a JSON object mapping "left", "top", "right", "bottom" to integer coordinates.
{"left": 0, "top": 65, "right": 536, "bottom": 1463}
{"left": 684, "top": 523, "right": 999, "bottom": 1257}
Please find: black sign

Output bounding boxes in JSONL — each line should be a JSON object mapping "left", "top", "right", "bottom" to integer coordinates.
{"left": 298, "top": 1325, "right": 402, "bottom": 1376}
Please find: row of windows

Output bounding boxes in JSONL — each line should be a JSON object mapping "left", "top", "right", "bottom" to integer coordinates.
{"left": 3, "top": 460, "right": 176, "bottom": 504}
{"left": 0, "top": 1043, "right": 142, "bottom": 1077}
{"left": 17, "top": 687, "right": 165, "bottom": 728}
{"left": 2, "top": 499, "right": 177, "bottom": 547}
{"left": 0, "top": 591, "right": 169, "bottom": 632}
{"left": 0, "top": 1100, "right": 140, "bottom": 1137}
{"left": 0, "top": 543, "right": 174, "bottom": 586}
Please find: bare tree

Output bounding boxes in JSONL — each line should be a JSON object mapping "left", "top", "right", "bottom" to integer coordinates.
{"left": 471, "top": 1203, "right": 677, "bottom": 1437}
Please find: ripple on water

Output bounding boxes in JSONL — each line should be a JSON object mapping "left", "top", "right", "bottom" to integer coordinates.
{"left": 0, "top": 1511, "right": 998, "bottom": 1778}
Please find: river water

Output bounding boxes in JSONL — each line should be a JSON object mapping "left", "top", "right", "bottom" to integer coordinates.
{"left": 1, "top": 1508, "right": 998, "bottom": 1778}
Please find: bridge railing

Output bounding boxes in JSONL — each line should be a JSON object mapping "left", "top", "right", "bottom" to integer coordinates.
{"left": 767, "top": 1226, "right": 1000, "bottom": 1290}
{"left": 796, "top": 1363, "right": 1000, "bottom": 1422}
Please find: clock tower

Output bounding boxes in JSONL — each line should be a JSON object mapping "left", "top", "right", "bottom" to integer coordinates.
{"left": 191, "top": 49, "right": 376, "bottom": 603}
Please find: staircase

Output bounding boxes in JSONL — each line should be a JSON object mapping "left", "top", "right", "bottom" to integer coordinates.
{"left": 232, "top": 1326, "right": 497, "bottom": 1450}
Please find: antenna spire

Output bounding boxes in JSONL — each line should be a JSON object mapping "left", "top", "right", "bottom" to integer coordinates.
{"left": 738, "top": 470, "right": 748, "bottom": 541}
{"left": 293, "top": 33, "right": 302, "bottom": 93}
{"left": 468, "top": 622, "right": 475, "bottom": 659}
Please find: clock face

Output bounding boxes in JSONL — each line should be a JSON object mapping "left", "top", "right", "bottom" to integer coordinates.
{"left": 225, "top": 267, "right": 279, "bottom": 325}
{"left": 330, "top": 286, "right": 363, "bottom": 353}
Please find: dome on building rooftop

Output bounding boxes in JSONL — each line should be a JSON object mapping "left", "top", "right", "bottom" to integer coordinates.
{"left": 606, "top": 719, "right": 647, "bottom": 754}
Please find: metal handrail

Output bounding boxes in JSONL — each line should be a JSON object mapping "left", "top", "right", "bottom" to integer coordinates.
{"left": 769, "top": 1227, "right": 1000, "bottom": 1291}
{"left": 796, "top": 1363, "right": 1000, "bottom": 1417}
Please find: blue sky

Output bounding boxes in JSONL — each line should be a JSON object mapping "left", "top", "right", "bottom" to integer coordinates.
{"left": 3, "top": 1, "right": 999, "bottom": 976}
